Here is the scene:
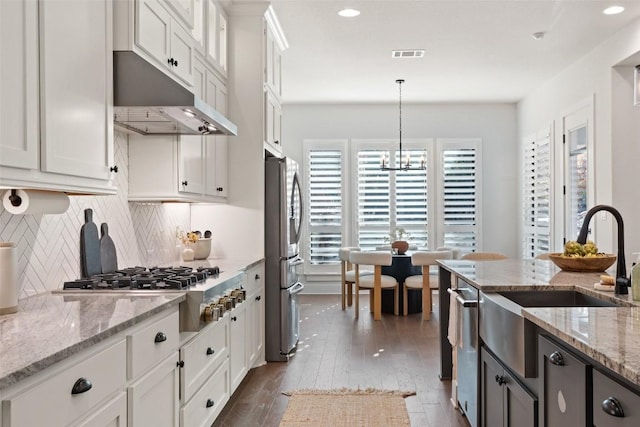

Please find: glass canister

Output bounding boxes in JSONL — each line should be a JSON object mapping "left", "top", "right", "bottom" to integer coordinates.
{"left": 631, "top": 263, "right": 640, "bottom": 301}
{"left": 0, "top": 242, "right": 17, "bottom": 314}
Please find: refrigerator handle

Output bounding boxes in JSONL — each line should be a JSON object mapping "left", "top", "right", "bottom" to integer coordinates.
{"left": 290, "top": 257, "right": 304, "bottom": 267}
{"left": 289, "top": 282, "right": 305, "bottom": 295}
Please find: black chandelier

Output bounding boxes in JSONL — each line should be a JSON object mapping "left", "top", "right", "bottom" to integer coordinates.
{"left": 380, "top": 79, "right": 426, "bottom": 171}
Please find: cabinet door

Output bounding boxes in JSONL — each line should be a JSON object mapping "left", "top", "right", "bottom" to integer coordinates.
{"left": 538, "top": 335, "right": 590, "bottom": 427}
{"left": 136, "top": 0, "right": 171, "bottom": 67}
{"left": 504, "top": 370, "right": 537, "bottom": 427}
{"left": 593, "top": 370, "right": 640, "bottom": 427}
{"left": 481, "top": 348, "right": 506, "bottom": 427}
{"left": 246, "top": 287, "right": 264, "bottom": 368}
{"left": 39, "top": 0, "right": 113, "bottom": 180}
{"left": 273, "top": 40, "right": 282, "bottom": 96}
{"left": 128, "top": 353, "right": 179, "bottom": 427}
{"left": 73, "top": 392, "right": 127, "bottom": 427}
{"left": 169, "top": 18, "right": 194, "bottom": 86}
{"left": 0, "top": 0, "right": 38, "bottom": 170}
{"left": 264, "top": 23, "right": 274, "bottom": 88}
{"left": 163, "top": 0, "right": 195, "bottom": 30}
{"left": 205, "top": 0, "right": 218, "bottom": 65}
{"left": 229, "top": 305, "right": 248, "bottom": 392}
{"left": 179, "top": 136, "right": 204, "bottom": 195}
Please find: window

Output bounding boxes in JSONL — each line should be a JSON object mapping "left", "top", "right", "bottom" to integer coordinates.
{"left": 439, "top": 143, "right": 480, "bottom": 253}
{"left": 563, "top": 99, "right": 593, "bottom": 243}
{"left": 522, "top": 128, "right": 551, "bottom": 258}
{"left": 303, "top": 141, "right": 346, "bottom": 272}
{"left": 302, "top": 138, "right": 480, "bottom": 274}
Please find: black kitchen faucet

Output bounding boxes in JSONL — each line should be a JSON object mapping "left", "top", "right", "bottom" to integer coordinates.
{"left": 576, "top": 205, "right": 629, "bottom": 294}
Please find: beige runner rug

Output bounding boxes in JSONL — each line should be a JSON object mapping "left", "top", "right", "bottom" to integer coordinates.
{"left": 280, "top": 388, "right": 416, "bottom": 427}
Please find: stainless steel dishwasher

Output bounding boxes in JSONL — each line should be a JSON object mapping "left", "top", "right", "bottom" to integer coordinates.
{"left": 449, "top": 279, "right": 479, "bottom": 427}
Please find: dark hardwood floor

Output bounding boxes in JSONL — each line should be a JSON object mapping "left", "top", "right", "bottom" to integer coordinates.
{"left": 213, "top": 293, "right": 470, "bottom": 427}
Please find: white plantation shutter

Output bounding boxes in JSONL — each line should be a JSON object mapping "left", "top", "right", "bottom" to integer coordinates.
{"left": 301, "top": 138, "right": 482, "bottom": 275}
{"left": 305, "top": 145, "right": 345, "bottom": 267}
{"left": 357, "top": 149, "right": 390, "bottom": 251}
{"left": 522, "top": 130, "right": 551, "bottom": 258}
{"left": 440, "top": 144, "right": 479, "bottom": 253}
{"left": 395, "top": 150, "right": 429, "bottom": 248}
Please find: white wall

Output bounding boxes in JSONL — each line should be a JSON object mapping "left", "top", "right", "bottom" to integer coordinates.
{"left": 518, "top": 18, "right": 640, "bottom": 268}
{"left": 281, "top": 102, "right": 519, "bottom": 257}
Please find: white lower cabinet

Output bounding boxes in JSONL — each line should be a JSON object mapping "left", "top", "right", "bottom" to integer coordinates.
{"left": 127, "top": 352, "right": 180, "bottom": 427}
{"left": 1, "top": 339, "right": 126, "bottom": 426}
{"left": 180, "top": 316, "right": 229, "bottom": 402}
{"left": 180, "top": 360, "right": 230, "bottom": 427}
{"left": 73, "top": 392, "right": 127, "bottom": 427}
{"left": 229, "top": 302, "right": 248, "bottom": 392}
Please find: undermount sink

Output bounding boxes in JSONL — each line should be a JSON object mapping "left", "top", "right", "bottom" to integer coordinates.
{"left": 497, "top": 290, "right": 618, "bottom": 308}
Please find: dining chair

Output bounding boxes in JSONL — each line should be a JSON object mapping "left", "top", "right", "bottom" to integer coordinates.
{"left": 436, "top": 246, "right": 462, "bottom": 260}
{"left": 405, "top": 250, "right": 453, "bottom": 320}
{"left": 349, "top": 251, "right": 399, "bottom": 320}
{"left": 339, "top": 247, "right": 372, "bottom": 310}
{"left": 461, "top": 252, "right": 508, "bottom": 260}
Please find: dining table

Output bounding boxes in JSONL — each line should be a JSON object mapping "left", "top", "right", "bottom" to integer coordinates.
{"left": 380, "top": 252, "right": 422, "bottom": 314}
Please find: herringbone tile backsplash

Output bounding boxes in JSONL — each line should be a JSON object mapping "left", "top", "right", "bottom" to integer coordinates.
{"left": 0, "top": 133, "right": 190, "bottom": 298}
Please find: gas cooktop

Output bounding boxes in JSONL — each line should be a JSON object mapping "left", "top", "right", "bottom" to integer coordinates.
{"left": 62, "top": 266, "right": 221, "bottom": 291}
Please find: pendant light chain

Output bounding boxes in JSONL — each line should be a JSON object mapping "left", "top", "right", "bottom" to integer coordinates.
{"left": 380, "top": 79, "right": 425, "bottom": 171}
{"left": 398, "top": 78, "right": 403, "bottom": 164}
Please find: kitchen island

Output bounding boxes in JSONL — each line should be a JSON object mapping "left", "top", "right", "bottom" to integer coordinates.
{"left": 438, "top": 258, "right": 640, "bottom": 427}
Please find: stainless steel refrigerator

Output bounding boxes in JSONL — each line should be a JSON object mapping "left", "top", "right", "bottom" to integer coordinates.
{"left": 265, "top": 156, "right": 304, "bottom": 362}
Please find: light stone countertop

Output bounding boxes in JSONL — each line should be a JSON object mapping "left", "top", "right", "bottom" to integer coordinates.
{"left": 438, "top": 258, "right": 640, "bottom": 386}
{"left": 0, "top": 255, "right": 264, "bottom": 390}
{"left": 0, "top": 292, "right": 185, "bottom": 389}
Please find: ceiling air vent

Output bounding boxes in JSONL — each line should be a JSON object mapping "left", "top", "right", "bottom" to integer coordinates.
{"left": 391, "top": 49, "right": 425, "bottom": 58}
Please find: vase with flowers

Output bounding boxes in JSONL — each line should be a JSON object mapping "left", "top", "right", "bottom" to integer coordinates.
{"left": 176, "top": 228, "right": 199, "bottom": 261}
{"left": 384, "top": 227, "right": 412, "bottom": 255}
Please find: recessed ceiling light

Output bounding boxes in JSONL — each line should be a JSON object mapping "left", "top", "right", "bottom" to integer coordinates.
{"left": 532, "top": 31, "right": 546, "bottom": 40}
{"left": 603, "top": 6, "right": 625, "bottom": 15}
{"left": 338, "top": 8, "right": 360, "bottom": 18}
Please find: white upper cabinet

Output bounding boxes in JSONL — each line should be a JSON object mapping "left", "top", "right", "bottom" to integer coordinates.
{"left": 229, "top": 4, "right": 287, "bottom": 159}
{"left": 163, "top": 0, "right": 195, "bottom": 30}
{"left": 0, "top": 0, "right": 115, "bottom": 194}
{"left": 191, "top": 0, "right": 228, "bottom": 77}
{"left": 0, "top": 0, "right": 38, "bottom": 171}
{"left": 114, "top": 0, "right": 195, "bottom": 88}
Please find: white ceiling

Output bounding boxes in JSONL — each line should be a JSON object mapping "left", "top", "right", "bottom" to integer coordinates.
{"left": 269, "top": 0, "right": 640, "bottom": 104}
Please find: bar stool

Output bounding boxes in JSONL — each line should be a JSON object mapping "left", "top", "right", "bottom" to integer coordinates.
{"left": 405, "top": 250, "right": 453, "bottom": 320}
{"left": 349, "top": 251, "right": 399, "bottom": 320}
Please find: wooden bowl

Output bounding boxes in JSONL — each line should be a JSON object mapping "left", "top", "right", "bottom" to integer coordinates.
{"left": 548, "top": 253, "right": 616, "bottom": 272}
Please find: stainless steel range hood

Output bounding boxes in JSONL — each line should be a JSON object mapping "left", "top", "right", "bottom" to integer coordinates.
{"left": 113, "top": 51, "right": 237, "bottom": 136}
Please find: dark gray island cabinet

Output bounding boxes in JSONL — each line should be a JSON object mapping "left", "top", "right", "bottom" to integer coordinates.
{"left": 481, "top": 347, "right": 537, "bottom": 427}
{"left": 437, "top": 259, "right": 640, "bottom": 427}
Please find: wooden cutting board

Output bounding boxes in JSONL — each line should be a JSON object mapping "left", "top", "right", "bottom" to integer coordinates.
{"left": 80, "top": 208, "right": 101, "bottom": 278}
{"left": 100, "top": 223, "right": 118, "bottom": 274}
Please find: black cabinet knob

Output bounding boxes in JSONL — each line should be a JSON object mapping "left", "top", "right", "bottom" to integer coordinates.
{"left": 255, "top": 274, "right": 260, "bottom": 280}
{"left": 71, "top": 378, "right": 92, "bottom": 395}
{"left": 167, "top": 58, "right": 173, "bottom": 65}
{"left": 174, "top": 59, "right": 178, "bottom": 67}
{"left": 154, "top": 331, "right": 167, "bottom": 343}
{"left": 274, "top": 140, "right": 280, "bottom": 145}
{"left": 549, "top": 351, "right": 565, "bottom": 366}
{"left": 206, "top": 399, "right": 214, "bottom": 408}
{"left": 495, "top": 374, "right": 506, "bottom": 386}
{"left": 255, "top": 295, "right": 261, "bottom": 301}
{"left": 602, "top": 397, "right": 625, "bottom": 417}
{"left": 182, "top": 180, "right": 188, "bottom": 186}
{"left": 110, "top": 165, "right": 118, "bottom": 173}
{"left": 231, "top": 316, "right": 237, "bottom": 321}
{"left": 177, "top": 360, "right": 185, "bottom": 368}
{"left": 206, "top": 347, "right": 215, "bottom": 355}
{"left": 216, "top": 187, "right": 223, "bottom": 192}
